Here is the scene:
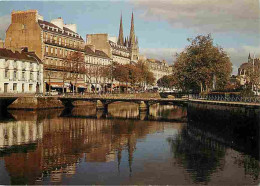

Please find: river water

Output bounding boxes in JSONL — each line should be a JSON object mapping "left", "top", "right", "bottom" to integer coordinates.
{"left": 0, "top": 103, "right": 259, "bottom": 185}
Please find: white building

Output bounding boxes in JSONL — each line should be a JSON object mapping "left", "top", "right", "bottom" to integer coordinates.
{"left": 146, "top": 58, "right": 172, "bottom": 84}
{"left": 85, "top": 45, "right": 112, "bottom": 91}
{"left": 0, "top": 48, "right": 44, "bottom": 94}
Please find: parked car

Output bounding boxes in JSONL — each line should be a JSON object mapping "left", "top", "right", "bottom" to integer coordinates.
{"left": 46, "top": 90, "right": 59, "bottom": 96}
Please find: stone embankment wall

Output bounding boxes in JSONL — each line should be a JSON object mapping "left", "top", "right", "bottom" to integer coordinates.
{"left": 187, "top": 102, "right": 260, "bottom": 159}
{"left": 8, "top": 97, "right": 64, "bottom": 110}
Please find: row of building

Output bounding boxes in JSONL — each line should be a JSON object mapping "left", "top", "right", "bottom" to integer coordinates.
{"left": 0, "top": 9, "right": 172, "bottom": 94}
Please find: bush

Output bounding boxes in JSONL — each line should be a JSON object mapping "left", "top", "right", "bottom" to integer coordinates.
{"left": 240, "top": 87, "right": 255, "bottom": 97}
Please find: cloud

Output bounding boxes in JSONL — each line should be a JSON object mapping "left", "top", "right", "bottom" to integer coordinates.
{"left": 0, "top": 14, "right": 11, "bottom": 40}
{"left": 132, "top": 0, "right": 260, "bottom": 34}
{"left": 140, "top": 45, "right": 260, "bottom": 75}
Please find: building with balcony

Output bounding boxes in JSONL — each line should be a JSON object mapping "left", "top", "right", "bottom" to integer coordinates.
{"left": 5, "top": 10, "right": 85, "bottom": 93}
{"left": 0, "top": 48, "right": 43, "bottom": 94}
{"left": 85, "top": 45, "right": 112, "bottom": 91}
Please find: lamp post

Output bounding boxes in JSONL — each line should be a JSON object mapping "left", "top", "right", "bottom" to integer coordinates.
{"left": 47, "top": 71, "right": 51, "bottom": 95}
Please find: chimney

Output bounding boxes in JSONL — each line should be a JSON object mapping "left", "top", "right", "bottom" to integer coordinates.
{"left": 21, "top": 47, "right": 28, "bottom": 52}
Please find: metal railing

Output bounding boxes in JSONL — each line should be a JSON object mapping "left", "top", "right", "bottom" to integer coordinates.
{"left": 190, "top": 94, "right": 260, "bottom": 103}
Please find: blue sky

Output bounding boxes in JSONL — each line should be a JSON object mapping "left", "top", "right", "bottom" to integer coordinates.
{"left": 0, "top": 0, "right": 259, "bottom": 74}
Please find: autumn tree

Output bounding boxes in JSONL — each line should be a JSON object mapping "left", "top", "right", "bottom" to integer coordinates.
{"left": 136, "top": 60, "right": 155, "bottom": 87}
{"left": 66, "top": 51, "right": 85, "bottom": 94}
{"left": 173, "top": 34, "right": 232, "bottom": 93}
{"left": 157, "top": 75, "right": 174, "bottom": 89}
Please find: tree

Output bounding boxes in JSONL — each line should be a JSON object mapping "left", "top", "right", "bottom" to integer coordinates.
{"left": 136, "top": 60, "right": 155, "bottom": 87}
{"left": 173, "top": 34, "right": 232, "bottom": 93}
{"left": 66, "top": 51, "right": 85, "bottom": 94}
{"left": 157, "top": 75, "right": 174, "bottom": 89}
{"left": 246, "top": 64, "right": 260, "bottom": 95}
{"left": 145, "top": 71, "right": 156, "bottom": 86}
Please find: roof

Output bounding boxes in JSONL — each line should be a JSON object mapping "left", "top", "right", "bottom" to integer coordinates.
{"left": 0, "top": 48, "right": 42, "bottom": 63}
{"left": 38, "top": 20, "right": 84, "bottom": 41}
{"left": 147, "top": 58, "right": 162, "bottom": 63}
{"left": 85, "top": 46, "right": 110, "bottom": 59}
{"left": 109, "top": 41, "right": 129, "bottom": 53}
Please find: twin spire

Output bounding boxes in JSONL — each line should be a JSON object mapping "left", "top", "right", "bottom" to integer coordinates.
{"left": 117, "top": 14, "right": 124, "bottom": 46}
{"left": 117, "top": 12, "right": 138, "bottom": 48}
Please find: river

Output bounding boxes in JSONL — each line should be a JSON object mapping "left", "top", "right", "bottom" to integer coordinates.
{"left": 0, "top": 102, "right": 259, "bottom": 185}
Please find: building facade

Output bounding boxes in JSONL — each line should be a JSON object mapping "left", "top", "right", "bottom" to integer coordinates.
{"left": 145, "top": 58, "right": 172, "bottom": 84}
{"left": 5, "top": 10, "right": 86, "bottom": 93}
{"left": 86, "top": 13, "right": 139, "bottom": 65}
{"left": 85, "top": 45, "right": 112, "bottom": 91}
{"left": 0, "top": 48, "right": 43, "bottom": 94}
{"left": 238, "top": 53, "right": 260, "bottom": 86}
{"left": 0, "top": 39, "right": 4, "bottom": 48}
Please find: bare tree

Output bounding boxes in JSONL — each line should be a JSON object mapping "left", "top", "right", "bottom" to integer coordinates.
{"left": 66, "top": 51, "right": 85, "bottom": 94}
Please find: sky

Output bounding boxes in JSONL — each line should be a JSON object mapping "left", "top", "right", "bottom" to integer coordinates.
{"left": 0, "top": 0, "right": 259, "bottom": 74}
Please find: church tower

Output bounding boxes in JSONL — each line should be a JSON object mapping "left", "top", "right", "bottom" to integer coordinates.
{"left": 117, "top": 14, "right": 124, "bottom": 46}
{"left": 248, "top": 52, "right": 252, "bottom": 63}
{"left": 128, "top": 12, "right": 139, "bottom": 62}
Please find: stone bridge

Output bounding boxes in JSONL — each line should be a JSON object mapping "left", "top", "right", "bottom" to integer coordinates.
{"left": 58, "top": 96, "right": 188, "bottom": 111}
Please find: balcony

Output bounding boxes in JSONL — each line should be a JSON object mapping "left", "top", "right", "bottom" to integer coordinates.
{"left": 44, "top": 39, "right": 85, "bottom": 52}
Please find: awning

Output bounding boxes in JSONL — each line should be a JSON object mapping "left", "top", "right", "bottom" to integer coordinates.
{"left": 48, "top": 82, "right": 70, "bottom": 88}
{"left": 76, "top": 83, "right": 87, "bottom": 88}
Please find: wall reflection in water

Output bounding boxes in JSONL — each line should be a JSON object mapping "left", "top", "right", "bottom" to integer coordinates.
{"left": 0, "top": 103, "right": 259, "bottom": 185}
{"left": 0, "top": 103, "right": 177, "bottom": 185}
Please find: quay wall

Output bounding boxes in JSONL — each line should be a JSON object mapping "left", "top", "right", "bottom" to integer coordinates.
{"left": 187, "top": 102, "right": 260, "bottom": 160}
{"left": 8, "top": 97, "right": 64, "bottom": 110}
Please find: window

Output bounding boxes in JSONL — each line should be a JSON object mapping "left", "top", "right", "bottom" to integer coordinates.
{"left": 30, "top": 72, "right": 33, "bottom": 80}
{"left": 13, "top": 61, "right": 17, "bottom": 68}
{"left": 55, "top": 48, "right": 57, "bottom": 55}
{"left": 29, "top": 84, "right": 33, "bottom": 92}
{"left": 51, "top": 48, "right": 53, "bottom": 54}
{"left": 22, "top": 72, "right": 25, "bottom": 80}
{"left": 5, "top": 70, "right": 8, "bottom": 78}
{"left": 59, "top": 38, "right": 61, "bottom": 45}
{"left": 13, "top": 71, "right": 16, "bottom": 79}
{"left": 37, "top": 72, "right": 40, "bottom": 81}
{"left": 13, "top": 83, "right": 17, "bottom": 91}
{"left": 46, "top": 46, "right": 48, "bottom": 53}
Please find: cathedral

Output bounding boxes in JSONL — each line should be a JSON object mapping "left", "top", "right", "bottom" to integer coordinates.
{"left": 238, "top": 53, "right": 260, "bottom": 86}
{"left": 86, "top": 12, "right": 139, "bottom": 65}
{"left": 117, "top": 12, "right": 139, "bottom": 62}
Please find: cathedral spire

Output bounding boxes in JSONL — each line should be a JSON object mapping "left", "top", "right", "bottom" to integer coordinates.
{"left": 117, "top": 13, "right": 124, "bottom": 45}
{"left": 129, "top": 11, "right": 136, "bottom": 47}
{"left": 248, "top": 52, "right": 251, "bottom": 60}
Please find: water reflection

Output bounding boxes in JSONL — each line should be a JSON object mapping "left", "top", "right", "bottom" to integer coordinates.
{"left": 0, "top": 103, "right": 259, "bottom": 185}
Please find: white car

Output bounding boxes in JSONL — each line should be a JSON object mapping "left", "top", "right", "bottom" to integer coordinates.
{"left": 46, "top": 90, "right": 59, "bottom": 96}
